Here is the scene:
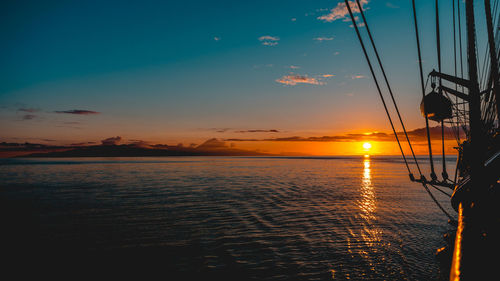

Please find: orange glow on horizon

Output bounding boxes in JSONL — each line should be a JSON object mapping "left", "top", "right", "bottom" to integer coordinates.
{"left": 231, "top": 139, "right": 458, "bottom": 156}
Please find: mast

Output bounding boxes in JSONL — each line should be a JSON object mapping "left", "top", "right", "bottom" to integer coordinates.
{"left": 450, "top": 1, "right": 488, "bottom": 280}
{"left": 465, "top": 0, "right": 483, "bottom": 170}
{"left": 484, "top": 0, "right": 500, "bottom": 123}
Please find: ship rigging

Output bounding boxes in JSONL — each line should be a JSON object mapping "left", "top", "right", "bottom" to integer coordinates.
{"left": 346, "top": 0, "right": 500, "bottom": 280}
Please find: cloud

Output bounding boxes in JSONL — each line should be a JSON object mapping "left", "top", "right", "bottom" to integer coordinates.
{"left": 276, "top": 73, "right": 333, "bottom": 86}
{"left": 349, "top": 22, "right": 365, "bottom": 28}
{"left": 207, "top": 128, "right": 232, "bottom": 133}
{"left": 262, "top": 41, "right": 278, "bottom": 46}
{"left": 128, "top": 139, "right": 151, "bottom": 148}
{"left": 259, "top": 35, "right": 280, "bottom": 46}
{"left": 318, "top": 0, "right": 369, "bottom": 22}
{"left": 213, "top": 36, "right": 221, "bottom": 41}
{"left": 259, "top": 35, "right": 279, "bottom": 41}
{"left": 343, "top": 15, "right": 365, "bottom": 28}
{"left": 313, "top": 37, "right": 334, "bottom": 42}
{"left": 276, "top": 75, "right": 324, "bottom": 86}
{"left": 351, "top": 75, "right": 365, "bottom": 79}
{"left": 54, "top": 109, "right": 100, "bottom": 115}
{"left": 70, "top": 142, "right": 95, "bottom": 146}
{"left": 22, "top": 114, "right": 36, "bottom": 120}
{"left": 291, "top": 18, "right": 297, "bottom": 22}
{"left": 289, "top": 65, "right": 300, "bottom": 69}
{"left": 101, "top": 136, "right": 122, "bottom": 146}
{"left": 403, "top": 126, "right": 465, "bottom": 141}
{"left": 234, "top": 129, "right": 280, "bottom": 133}
{"left": 386, "top": 2, "right": 399, "bottom": 9}
{"left": 18, "top": 108, "right": 39, "bottom": 113}
{"left": 225, "top": 126, "right": 462, "bottom": 143}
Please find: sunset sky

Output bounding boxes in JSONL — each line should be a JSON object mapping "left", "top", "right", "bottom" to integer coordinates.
{"left": 0, "top": 1, "right": 490, "bottom": 155}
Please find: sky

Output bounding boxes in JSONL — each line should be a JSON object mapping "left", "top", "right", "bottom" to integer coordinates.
{"left": 0, "top": 0, "right": 492, "bottom": 155}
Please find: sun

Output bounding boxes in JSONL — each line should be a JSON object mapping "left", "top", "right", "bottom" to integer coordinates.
{"left": 363, "top": 142, "right": 372, "bottom": 150}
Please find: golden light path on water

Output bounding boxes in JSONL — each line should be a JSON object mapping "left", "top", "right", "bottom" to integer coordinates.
{"left": 361, "top": 156, "right": 376, "bottom": 220}
{"left": 344, "top": 154, "right": 384, "bottom": 278}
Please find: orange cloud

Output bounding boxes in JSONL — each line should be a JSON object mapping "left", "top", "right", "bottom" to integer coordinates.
{"left": 318, "top": 0, "right": 369, "bottom": 22}
{"left": 276, "top": 75, "right": 324, "bottom": 86}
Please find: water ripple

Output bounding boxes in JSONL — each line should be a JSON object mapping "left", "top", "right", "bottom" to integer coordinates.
{"left": 0, "top": 156, "right": 454, "bottom": 280}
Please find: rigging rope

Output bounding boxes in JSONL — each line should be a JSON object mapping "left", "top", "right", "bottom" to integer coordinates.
{"left": 435, "top": 0, "right": 448, "bottom": 180}
{"left": 343, "top": 0, "right": 412, "bottom": 175}
{"left": 346, "top": 0, "right": 455, "bottom": 221}
{"left": 453, "top": 0, "right": 461, "bottom": 144}
{"left": 423, "top": 183, "right": 455, "bottom": 221}
{"left": 458, "top": 0, "right": 468, "bottom": 136}
{"left": 412, "top": 0, "right": 437, "bottom": 181}
{"left": 355, "top": 0, "right": 422, "bottom": 177}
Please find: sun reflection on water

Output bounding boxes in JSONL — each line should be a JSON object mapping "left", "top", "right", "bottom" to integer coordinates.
{"left": 354, "top": 156, "right": 382, "bottom": 259}
{"left": 360, "top": 157, "right": 376, "bottom": 219}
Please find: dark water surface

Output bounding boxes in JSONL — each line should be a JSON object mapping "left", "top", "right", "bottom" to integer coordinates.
{"left": 0, "top": 156, "right": 454, "bottom": 280}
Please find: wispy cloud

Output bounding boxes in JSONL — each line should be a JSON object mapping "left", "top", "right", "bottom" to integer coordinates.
{"left": 210, "top": 128, "right": 280, "bottom": 133}
{"left": 289, "top": 65, "right": 300, "bottom": 69}
{"left": 101, "top": 136, "right": 121, "bottom": 145}
{"left": 351, "top": 75, "right": 365, "bottom": 79}
{"left": 234, "top": 129, "right": 280, "bottom": 133}
{"left": 349, "top": 22, "right": 365, "bottom": 28}
{"left": 386, "top": 2, "right": 399, "bottom": 9}
{"left": 322, "top": 74, "right": 335, "bottom": 78}
{"left": 70, "top": 142, "right": 96, "bottom": 146}
{"left": 342, "top": 15, "right": 366, "bottom": 28}
{"left": 276, "top": 75, "right": 324, "bottom": 86}
{"left": 213, "top": 36, "right": 221, "bottom": 41}
{"left": 225, "top": 126, "right": 462, "bottom": 143}
{"left": 259, "top": 35, "right": 280, "bottom": 46}
{"left": 262, "top": 41, "right": 278, "bottom": 46}
{"left": 215, "top": 128, "right": 231, "bottom": 133}
{"left": 18, "top": 108, "right": 39, "bottom": 113}
{"left": 22, "top": 114, "right": 36, "bottom": 120}
{"left": 54, "top": 109, "right": 100, "bottom": 115}
{"left": 313, "top": 37, "right": 334, "bottom": 42}
{"left": 259, "top": 35, "right": 279, "bottom": 41}
{"left": 318, "top": 0, "right": 369, "bottom": 22}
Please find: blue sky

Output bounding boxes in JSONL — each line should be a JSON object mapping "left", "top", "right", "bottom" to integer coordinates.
{"left": 0, "top": 0, "right": 492, "bottom": 152}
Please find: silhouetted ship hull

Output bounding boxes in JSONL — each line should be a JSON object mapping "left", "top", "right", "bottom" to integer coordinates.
{"left": 346, "top": 0, "right": 500, "bottom": 279}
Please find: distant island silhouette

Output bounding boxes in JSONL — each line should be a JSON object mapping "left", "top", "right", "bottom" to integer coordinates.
{"left": 0, "top": 138, "right": 274, "bottom": 158}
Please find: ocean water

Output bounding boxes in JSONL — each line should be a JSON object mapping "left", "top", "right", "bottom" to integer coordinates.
{"left": 0, "top": 156, "right": 455, "bottom": 280}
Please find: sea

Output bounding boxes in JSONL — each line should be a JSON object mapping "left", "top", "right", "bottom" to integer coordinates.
{"left": 0, "top": 156, "right": 456, "bottom": 280}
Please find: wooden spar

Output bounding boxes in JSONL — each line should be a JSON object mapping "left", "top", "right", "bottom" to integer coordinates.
{"left": 484, "top": 0, "right": 500, "bottom": 123}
